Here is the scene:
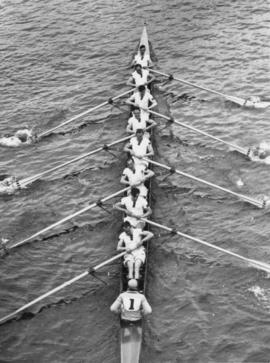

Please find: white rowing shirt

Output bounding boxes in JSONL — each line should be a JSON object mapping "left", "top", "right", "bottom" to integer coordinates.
{"left": 121, "top": 195, "right": 148, "bottom": 215}
{"left": 132, "top": 69, "right": 149, "bottom": 87}
{"left": 130, "top": 136, "right": 151, "bottom": 158}
{"left": 134, "top": 53, "right": 151, "bottom": 68}
{"left": 127, "top": 114, "right": 147, "bottom": 132}
{"left": 119, "top": 228, "right": 143, "bottom": 251}
{"left": 118, "top": 291, "right": 150, "bottom": 321}
{"left": 122, "top": 166, "right": 148, "bottom": 197}
{"left": 129, "top": 90, "right": 155, "bottom": 121}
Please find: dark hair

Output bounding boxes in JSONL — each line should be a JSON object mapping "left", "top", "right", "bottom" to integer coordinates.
{"left": 136, "top": 128, "right": 144, "bottom": 134}
{"left": 135, "top": 63, "right": 142, "bottom": 68}
{"left": 123, "top": 221, "right": 131, "bottom": 228}
{"left": 138, "top": 85, "right": 145, "bottom": 92}
{"left": 140, "top": 45, "right": 146, "bottom": 49}
{"left": 131, "top": 187, "right": 140, "bottom": 197}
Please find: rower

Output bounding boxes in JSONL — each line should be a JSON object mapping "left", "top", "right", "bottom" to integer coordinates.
{"left": 120, "top": 157, "right": 154, "bottom": 198}
{"left": 126, "top": 85, "right": 157, "bottom": 123}
{"left": 117, "top": 221, "right": 153, "bottom": 279}
{"left": 126, "top": 110, "right": 156, "bottom": 137}
{"left": 0, "top": 128, "right": 37, "bottom": 147}
{"left": 132, "top": 44, "right": 152, "bottom": 68}
{"left": 110, "top": 279, "right": 152, "bottom": 322}
{"left": 113, "top": 187, "right": 152, "bottom": 229}
{"left": 127, "top": 64, "right": 155, "bottom": 89}
{"left": 0, "top": 176, "right": 21, "bottom": 195}
{"left": 124, "top": 128, "right": 154, "bottom": 169}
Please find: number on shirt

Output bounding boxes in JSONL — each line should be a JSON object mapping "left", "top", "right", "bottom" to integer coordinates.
{"left": 129, "top": 298, "right": 135, "bottom": 310}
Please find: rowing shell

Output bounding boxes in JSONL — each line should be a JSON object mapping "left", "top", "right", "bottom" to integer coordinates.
{"left": 120, "top": 25, "right": 152, "bottom": 363}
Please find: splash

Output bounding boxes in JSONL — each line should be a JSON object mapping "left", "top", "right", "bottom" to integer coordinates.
{"left": 248, "top": 285, "right": 270, "bottom": 309}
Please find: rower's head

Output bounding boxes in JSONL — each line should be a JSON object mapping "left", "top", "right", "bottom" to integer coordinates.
{"left": 126, "top": 157, "right": 135, "bottom": 170}
{"left": 135, "top": 128, "right": 144, "bottom": 142}
{"left": 134, "top": 63, "right": 142, "bottom": 73}
{"left": 131, "top": 187, "right": 140, "bottom": 200}
{"left": 128, "top": 279, "right": 138, "bottom": 290}
{"left": 138, "top": 85, "right": 145, "bottom": 94}
{"left": 139, "top": 45, "right": 146, "bottom": 55}
{"left": 122, "top": 220, "right": 132, "bottom": 234}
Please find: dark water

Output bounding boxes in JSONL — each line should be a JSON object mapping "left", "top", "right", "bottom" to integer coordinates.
{"left": 0, "top": 1, "right": 270, "bottom": 362}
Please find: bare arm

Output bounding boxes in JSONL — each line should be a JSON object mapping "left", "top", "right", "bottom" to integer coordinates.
{"left": 141, "top": 295, "right": 152, "bottom": 315}
{"left": 139, "top": 230, "right": 154, "bottom": 244}
{"left": 143, "top": 169, "right": 155, "bottom": 181}
{"left": 120, "top": 172, "right": 130, "bottom": 186}
{"left": 145, "top": 142, "right": 154, "bottom": 157}
{"left": 110, "top": 296, "right": 122, "bottom": 314}
{"left": 127, "top": 76, "right": 135, "bottom": 88}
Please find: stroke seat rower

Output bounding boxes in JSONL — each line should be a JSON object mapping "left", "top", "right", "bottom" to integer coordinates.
{"left": 120, "top": 157, "right": 154, "bottom": 198}
{"left": 126, "top": 85, "right": 157, "bottom": 125}
{"left": 117, "top": 221, "right": 153, "bottom": 280}
{"left": 0, "top": 128, "right": 37, "bottom": 147}
{"left": 110, "top": 279, "right": 152, "bottom": 323}
{"left": 113, "top": 187, "right": 152, "bottom": 229}
{"left": 124, "top": 128, "right": 154, "bottom": 170}
{"left": 132, "top": 44, "right": 152, "bottom": 69}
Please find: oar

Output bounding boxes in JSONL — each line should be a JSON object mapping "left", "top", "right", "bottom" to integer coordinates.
{"left": 37, "top": 88, "right": 135, "bottom": 138}
{"left": 0, "top": 251, "right": 126, "bottom": 325}
{"left": 141, "top": 218, "right": 270, "bottom": 274}
{"left": 21, "top": 124, "right": 156, "bottom": 188}
{"left": 21, "top": 135, "right": 132, "bottom": 187}
{"left": 8, "top": 187, "right": 129, "bottom": 251}
{"left": 147, "top": 109, "right": 248, "bottom": 156}
{"left": 150, "top": 69, "right": 247, "bottom": 107}
{"left": 143, "top": 158, "right": 264, "bottom": 208}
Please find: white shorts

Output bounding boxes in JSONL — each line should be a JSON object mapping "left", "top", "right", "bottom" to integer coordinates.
{"left": 124, "top": 248, "right": 146, "bottom": 265}
{"left": 124, "top": 216, "right": 146, "bottom": 229}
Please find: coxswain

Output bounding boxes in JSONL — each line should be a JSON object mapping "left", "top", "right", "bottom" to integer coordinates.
{"left": 0, "top": 128, "right": 37, "bottom": 147}
{"left": 113, "top": 186, "right": 152, "bottom": 228}
{"left": 126, "top": 85, "right": 157, "bottom": 123}
{"left": 110, "top": 279, "right": 152, "bottom": 322}
{"left": 132, "top": 44, "right": 152, "bottom": 68}
{"left": 127, "top": 64, "right": 155, "bottom": 88}
{"left": 121, "top": 157, "right": 154, "bottom": 198}
{"left": 117, "top": 221, "right": 153, "bottom": 279}
{"left": 124, "top": 128, "right": 154, "bottom": 169}
{"left": 0, "top": 176, "right": 22, "bottom": 195}
{"left": 126, "top": 110, "right": 156, "bottom": 137}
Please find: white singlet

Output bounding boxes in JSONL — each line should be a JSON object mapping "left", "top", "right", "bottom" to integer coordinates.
{"left": 122, "top": 167, "right": 148, "bottom": 197}
{"left": 127, "top": 114, "right": 147, "bottom": 133}
{"left": 132, "top": 69, "right": 149, "bottom": 87}
{"left": 130, "top": 136, "right": 151, "bottom": 158}
{"left": 121, "top": 195, "right": 148, "bottom": 227}
{"left": 134, "top": 53, "right": 151, "bottom": 68}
